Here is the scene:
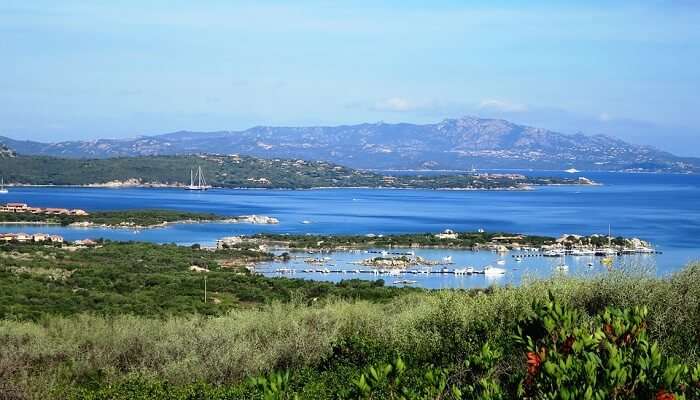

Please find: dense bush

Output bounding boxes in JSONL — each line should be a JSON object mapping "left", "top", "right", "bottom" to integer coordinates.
{"left": 2, "top": 265, "right": 700, "bottom": 399}
{"left": 0, "top": 242, "right": 410, "bottom": 321}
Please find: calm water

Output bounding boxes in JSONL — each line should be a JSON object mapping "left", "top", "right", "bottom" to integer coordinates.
{"left": 2, "top": 171, "right": 699, "bottom": 288}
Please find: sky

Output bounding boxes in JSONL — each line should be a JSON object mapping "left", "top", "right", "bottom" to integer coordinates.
{"left": 1, "top": 1, "right": 699, "bottom": 155}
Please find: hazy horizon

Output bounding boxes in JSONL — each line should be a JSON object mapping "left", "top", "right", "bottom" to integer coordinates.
{"left": 2, "top": 1, "right": 699, "bottom": 155}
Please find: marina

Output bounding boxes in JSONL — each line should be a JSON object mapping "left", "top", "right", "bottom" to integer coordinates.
{"left": 256, "top": 245, "right": 664, "bottom": 288}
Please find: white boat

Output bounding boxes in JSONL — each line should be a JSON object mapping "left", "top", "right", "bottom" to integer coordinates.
{"left": 301, "top": 220, "right": 312, "bottom": 224}
{"left": 442, "top": 256, "right": 453, "bottom": 263}
{"left": 483, "top": 265, "right": 506, "bottom": 275}
{"left": 466, "top": 267, "right": 475, "bottom": 274}
{"left": 453, "top": 268, "right": 466, "bottom": 275}
{"left": 388, "top": 269, "right": 401, "bottom": 276}
{"left": 555, "top": 264, "right": 569, "bottom": 272}
{"left": 636, "top": 246, "right": 655, "bottom": 254}
{"left": 496, "top": 259, "right": 506, "bottom": 266}
{"left": 543, "top": 250, "right": 563, "bottom": 257}
{"left": 0, "top": 178, "right": 7, "bottom": 194}
{"left": 185, "top": 166, "right": 211, "bottom": 191}
{"left": 596, "top": 247, "right": 617, "bottom": 257}
{"left": 555, "top": 254, "right": 569, "bottom": 272}
{"left": 564, "top": 168, "right": 580, "bottom": 173}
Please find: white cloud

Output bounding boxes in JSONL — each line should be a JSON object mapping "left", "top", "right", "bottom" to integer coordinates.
{"left": 598, "top": 112, "right": 612, "bottom": 122}
{"left": 478, "top": 99, "right": 528, "bottom": 113}
{"left": 373, "top": 97, "right": 419, "bottom": 112}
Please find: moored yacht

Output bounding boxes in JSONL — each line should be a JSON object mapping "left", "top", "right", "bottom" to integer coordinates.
{"left": 483, "top": 265, "right": 506, "bottom": 275}
{"left": 185, "top": 166, "right": 212, "bottom": 191}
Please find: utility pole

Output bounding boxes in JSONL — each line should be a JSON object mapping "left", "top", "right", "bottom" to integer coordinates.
{"left": 204, "top": 275, "right": 207, "bottom": 303}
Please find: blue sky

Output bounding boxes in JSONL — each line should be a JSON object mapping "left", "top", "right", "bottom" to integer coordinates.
{"left": 1, "top": 1, "right": 699, "bottom": 155}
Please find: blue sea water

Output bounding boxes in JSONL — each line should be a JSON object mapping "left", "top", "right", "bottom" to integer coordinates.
{"left": 2, "top": 171, "right": 699, "bottom": 288}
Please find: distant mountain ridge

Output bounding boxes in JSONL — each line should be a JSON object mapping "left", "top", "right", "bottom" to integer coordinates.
{"left": 2, "top": 117, "right": 697, "bottom": 172}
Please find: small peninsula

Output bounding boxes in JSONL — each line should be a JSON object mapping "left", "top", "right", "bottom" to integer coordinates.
{"left": 0, "top": 204, "right": 278, "bottom": 229}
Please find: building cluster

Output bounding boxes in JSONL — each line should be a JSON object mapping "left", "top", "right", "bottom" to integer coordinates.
{"left": 435, "top": 229, "right": 458, "bottom": 240}
{"left": 0, "top": 232, "right": 64, "bottom": 243}
{"left": 1, "top": 203, "right": 89, "bottom": 216}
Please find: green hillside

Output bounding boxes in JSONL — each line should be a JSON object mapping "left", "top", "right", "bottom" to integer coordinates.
{"left": 0, "top": 153, "right": 586, "bottom": 189}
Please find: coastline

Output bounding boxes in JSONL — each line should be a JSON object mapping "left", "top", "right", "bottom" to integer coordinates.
{"left": 0, "top": 216, "right": 279, "bottom": 230}
{"left": 2, "top": 181, "right": 599, "bottom": 191}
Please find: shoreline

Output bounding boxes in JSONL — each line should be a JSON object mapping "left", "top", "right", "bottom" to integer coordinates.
{"left": 1, "top": 182, "right": 599, "bottom": 191}
{"left": 0, "top": 216, "right": 279, "bottom": 230}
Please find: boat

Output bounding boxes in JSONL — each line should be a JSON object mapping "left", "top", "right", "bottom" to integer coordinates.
{"left": 496, "top": 259, "right": 506, "bottom": 266}
{"left": 301, "top": 220, "right": 312, "bottom": 224}
{"left": 543, "top": 250, "right": 563, "bottom": 257}
{"left": 393, "top": 280, "right": 417, "bottom": 285}
{"left": 0, "top": 178, "right": 7, "bottom": 194}
{"left": 185, "top": 166, "right": 211, "bottom": 191}
{"left": 453, "top": 268, "right": 466, "bottom": 275}
{"left": 555, "top": 254, "right": 569, "bottom": 272}
{"left": 564, "top": 168, "right": 580, "bottom": 174}
{"left": 483, "top": 265, "right": 506, "bottom": 275}
{"left": 442, "top": 256, "right": 453, "bottom": 264}
{"left": 466, "top": 267, "right": 475, "bottom": 274}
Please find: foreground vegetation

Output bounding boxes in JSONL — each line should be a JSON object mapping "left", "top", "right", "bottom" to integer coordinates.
{"left": 1, "top": 240, "right": 700, "bottom": 398}
{"left": 0, "top": 242, "right": 409, "bottom": 321}
{"left": 0, "top": 153, "right": 586, "bottom": 189}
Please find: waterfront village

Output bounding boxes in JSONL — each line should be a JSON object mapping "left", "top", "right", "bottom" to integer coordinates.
{"left": 217, "top": 228, "right": 658, "bottom": 277}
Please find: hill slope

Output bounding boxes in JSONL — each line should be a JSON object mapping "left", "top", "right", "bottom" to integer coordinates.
{"left": 0, "top": 153, "right": 586, "bottom": 189}
{"left": 2, "top": 117, "right": 696, "bottom": 172}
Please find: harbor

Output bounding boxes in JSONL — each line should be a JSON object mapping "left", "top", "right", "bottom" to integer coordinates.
{"left": 256, "top": 246, "right": 664, "bottom": 288}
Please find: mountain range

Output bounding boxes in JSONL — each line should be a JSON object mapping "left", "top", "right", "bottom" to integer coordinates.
{"left": 2, "top": 117, "right": 697, "bottom": 173}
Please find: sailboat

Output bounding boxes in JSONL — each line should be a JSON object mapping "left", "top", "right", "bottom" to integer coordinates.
{"left": 597, "top": 224, "right": 617, "bottom": 257}
{"left": 185, "top": 166, "right": 211, "bottom": 191}
{"left": 0, "top": 178, "right": 8, "bottom": 194}
{"left": 555, "top": 254, "right": 569, "bottom": 272}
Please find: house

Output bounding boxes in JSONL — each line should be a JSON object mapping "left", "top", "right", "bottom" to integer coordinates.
{"left": 44, "top": 208, "right": 70, "bottom": 215}
{"left": 3, "top": 203, "right": 29, "bottom": 213}
{"left": 435, "top": 229, "right": 458, "bottom": 240}
{"left": 491, "top": 235, "right": 525, "bottom": 242}
{"left": 49, "top": 235, "right": 64, "bottom": 244}
{"left": 0, "top": 233, "right": 16, "bottom": 242}
{"left": 32, "top": 233, "right": 49, "bottom": 242}
{"left": 70, "top": 209, "right": 89, "bottom": 216}
{"left": 15, "top": 233, "right": 32, "bottom": 242}
{"left": 216, "top": 236, "right": 242, "bottom": 249}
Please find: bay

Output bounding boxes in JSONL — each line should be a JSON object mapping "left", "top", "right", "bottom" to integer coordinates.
{"left": 2, "top": 171, "right": 699, "bottom": 288}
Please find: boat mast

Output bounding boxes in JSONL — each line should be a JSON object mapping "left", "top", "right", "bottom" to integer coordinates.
{"left": 190, "top": 169, "right": 194, "bottom": 187}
